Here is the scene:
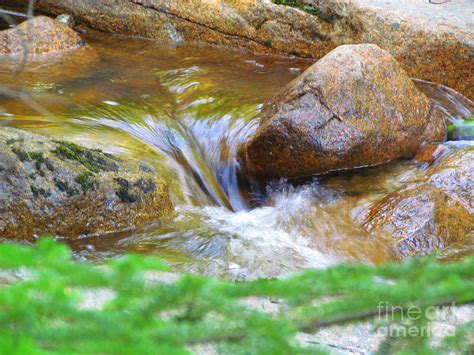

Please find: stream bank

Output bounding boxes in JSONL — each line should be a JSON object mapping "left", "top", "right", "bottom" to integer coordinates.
{"left": 5, "top": 0, "right": 473, "bottom": 97}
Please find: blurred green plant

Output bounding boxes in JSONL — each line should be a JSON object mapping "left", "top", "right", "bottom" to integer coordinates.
{"left": 448, "top": 116, "right": 474, "bottom": 141}
{"left": 0, "top": 238, "right": 472, "bottom": 353}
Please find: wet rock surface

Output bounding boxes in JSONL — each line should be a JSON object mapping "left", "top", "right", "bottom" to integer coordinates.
{"left": 302, "top": 0, "right": 474, "bottom": 98}
{"left": 238, "top": 44, "right": 446, "bottom": 181}
{"left": 15, "top": 0, "right": 472, "bottom": 97}
{"left": 0, "top": 15, "right": 85, "bottom": 58}
{"left": 365, "top": 146, "right": 474, "bottom": 257}
{"left": 427, "top": 146, "right": 474, "bottom": 213}
{"left": 413, "top": 143, "right": 445, "bottom": 165}
{"left": 365, "top": 184, "right": 472, "bottom": 258}
{"left": 0, "top": 127, "right": 173, "bottom": 240}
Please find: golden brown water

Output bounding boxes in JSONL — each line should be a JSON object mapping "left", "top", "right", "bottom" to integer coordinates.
{"left": 0, "top": 33, "right": 472, "bottom": 279}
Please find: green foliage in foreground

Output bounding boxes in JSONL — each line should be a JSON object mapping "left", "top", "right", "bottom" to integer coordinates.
{"left": 0, "top": 239, "right": 472, "bottom": 354}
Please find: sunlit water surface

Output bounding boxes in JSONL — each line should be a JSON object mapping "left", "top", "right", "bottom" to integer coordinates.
{"left": 1, "top": 34, "right": 472, "bottom": 279}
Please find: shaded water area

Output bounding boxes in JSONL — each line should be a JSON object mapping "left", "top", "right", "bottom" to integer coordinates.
{"left": 1, "top": 34, "right": 472, "bottom": 279}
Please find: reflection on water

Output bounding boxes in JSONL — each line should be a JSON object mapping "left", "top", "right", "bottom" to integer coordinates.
{"left": 0, "top": 34, "right": 472, "bottom": 279}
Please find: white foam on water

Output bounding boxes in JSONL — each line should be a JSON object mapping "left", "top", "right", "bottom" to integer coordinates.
{"left": 175, "top": 183, "right": 337, "bottom": 279}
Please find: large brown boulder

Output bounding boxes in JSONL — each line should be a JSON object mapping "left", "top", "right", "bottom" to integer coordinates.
{"left": 238, "top": 44, "right": 446, "bottom": 181}
{"left": 365, "top": 146, "right": 473, "bottom": 257}
{"left": 0, "top": 128, "right": 174, "bottom": 240}
{"left": 0, "top": 16, "right": 85, "bottom": 58}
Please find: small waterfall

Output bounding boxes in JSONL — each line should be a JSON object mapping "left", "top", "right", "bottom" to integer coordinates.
{"left": 79, "top": 102, "right": 257, "bottom": 211}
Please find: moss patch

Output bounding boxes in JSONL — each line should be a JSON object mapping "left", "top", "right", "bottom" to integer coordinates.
{"left": 54, "top": 178, "right": 79, "bottom": 196}
{"left": 75, "top": 172, "right": 95, "bottom": 192}
{"left": 12, "top": 148, "right": 45, "bottom": 164}
{"left": 30, "top": 185, "right": 51, "bottom": 198}
{"left": 53, "top": 141, "right": 119, "bottom": 173}
{"left": 272, "top": 0, "right": 339, "bottom": 22}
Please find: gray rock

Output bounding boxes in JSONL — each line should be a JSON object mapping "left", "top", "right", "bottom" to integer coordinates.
{"left": 0, "top": 127, "right": 174, "bottom": 240}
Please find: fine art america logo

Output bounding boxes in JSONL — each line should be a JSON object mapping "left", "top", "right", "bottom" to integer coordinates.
{"left": 377, "top": 301, "right": 457, "bottom": 338}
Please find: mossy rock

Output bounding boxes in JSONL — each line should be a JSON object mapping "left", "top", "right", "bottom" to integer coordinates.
{"left": 0, "top": 127, "right": 174, "bottom": 240}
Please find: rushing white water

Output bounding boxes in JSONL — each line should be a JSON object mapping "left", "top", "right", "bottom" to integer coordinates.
{"left": 115, "top": 183, "right": 339, "bottom": 279}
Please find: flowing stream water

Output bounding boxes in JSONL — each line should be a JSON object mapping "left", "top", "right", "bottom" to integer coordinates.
{"left": 1, "top": 34, "right": 472, "bottom": 279}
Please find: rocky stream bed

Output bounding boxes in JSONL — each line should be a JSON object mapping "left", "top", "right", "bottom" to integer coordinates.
{"left": 0, "top": 1, "right": 473, "bottom": 353}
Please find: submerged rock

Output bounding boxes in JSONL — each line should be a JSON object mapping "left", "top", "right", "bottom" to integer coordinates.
{"left": 0, "top": 128, "right": 173, "bottom": 240}
{"left": 365, "top": 146, "right": 473, "bottom": 257}
{"left": 0, "top": 16, "right": 85, "bottom": 58}
{"left": 238, "top": 44, "right": 446, "bottom": 181}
